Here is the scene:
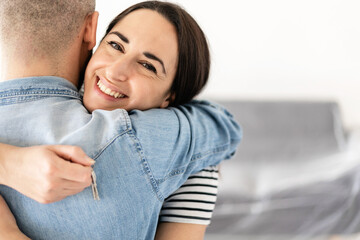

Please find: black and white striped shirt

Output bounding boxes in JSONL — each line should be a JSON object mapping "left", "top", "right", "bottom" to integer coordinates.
{"left": 159, "top": 166, "right": 219, "bottom": 225}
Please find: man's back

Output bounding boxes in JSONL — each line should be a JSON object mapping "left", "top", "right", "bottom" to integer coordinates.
{"left": 0, "top": 76, "right": 241, "bottom": 239}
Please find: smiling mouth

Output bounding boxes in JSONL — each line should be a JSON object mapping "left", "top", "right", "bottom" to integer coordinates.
{"left": 97, "top": 80, "right": 127, "bottom": 99}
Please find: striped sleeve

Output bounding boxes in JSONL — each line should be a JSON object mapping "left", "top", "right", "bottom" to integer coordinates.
{"left": 159, "top": 166, "right": 219, "bottom": 225}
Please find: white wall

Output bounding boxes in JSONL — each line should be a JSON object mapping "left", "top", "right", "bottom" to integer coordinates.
{"left": 1, "top": 1, "right": 359, "bottom": 129}
{"left": 96, "top": 0, "right": 360, "bottom": 129}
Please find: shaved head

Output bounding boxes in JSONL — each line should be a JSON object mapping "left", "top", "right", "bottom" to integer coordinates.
{"left": 0, "top": 0, "right": 95, "bottom": 58}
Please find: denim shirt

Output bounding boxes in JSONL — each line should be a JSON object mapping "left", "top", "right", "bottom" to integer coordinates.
{"left": 0, "top": 77, "right": 241, "bottom": 240}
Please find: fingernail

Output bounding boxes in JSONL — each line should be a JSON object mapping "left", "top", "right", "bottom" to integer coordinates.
{"left": 88, "top": 158, "right": 96, "bottom": 165}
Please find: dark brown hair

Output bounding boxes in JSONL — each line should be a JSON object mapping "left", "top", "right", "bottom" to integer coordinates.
{"left": 104, "top": 1, "right": 210, "bottom": 106}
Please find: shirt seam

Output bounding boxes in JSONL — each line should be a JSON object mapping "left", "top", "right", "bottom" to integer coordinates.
{"left": 0, "top": 89, "right": 82, "bottom": 105}
{"left": 91, "top": 110, "right": 132, "bottom": 160}
{"left": 156, "top": 143, "right": 231, "bottom": 184}
{"left": 126, "top": 129, "right": 165, "bottom": 202}
{"left": 0, "top": 88, "right": 80, "bottom": 97}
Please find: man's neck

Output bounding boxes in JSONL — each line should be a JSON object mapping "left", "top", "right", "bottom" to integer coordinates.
{"left": 0, "top": 58, "right": 79, "bottom": 88}
{"left": 0, "top": 43, "right": 82, "bottom": 87}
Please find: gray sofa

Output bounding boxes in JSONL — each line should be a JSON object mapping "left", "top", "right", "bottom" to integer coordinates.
{"left": 205, "top": 101, "right": 360, "bottom": 240}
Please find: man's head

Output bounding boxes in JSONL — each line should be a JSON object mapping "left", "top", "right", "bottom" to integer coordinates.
{"left": 0, "top": 0, "right": 97, "bottom": 86}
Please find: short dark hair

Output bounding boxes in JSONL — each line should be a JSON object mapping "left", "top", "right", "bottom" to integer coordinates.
{"left": 104, "top": 1, "right": 210, "bottom": 106}
{"left": 0, "top": 0, "right": 95, "bottom": 57}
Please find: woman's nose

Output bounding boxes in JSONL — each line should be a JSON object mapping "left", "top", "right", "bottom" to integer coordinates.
{"left": 105, "top": 58, "right": 132, "bottom": 82}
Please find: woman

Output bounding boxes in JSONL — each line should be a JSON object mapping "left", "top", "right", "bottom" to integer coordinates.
{"left": 0, "top": 1, "right": 221, "bottom": 239}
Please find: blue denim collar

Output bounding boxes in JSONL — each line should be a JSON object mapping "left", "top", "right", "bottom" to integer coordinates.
{"left": 0, "top": 76, "right": 81, "bottom": 100}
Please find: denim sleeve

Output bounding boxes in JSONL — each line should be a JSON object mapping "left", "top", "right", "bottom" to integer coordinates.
{"left": 128, "top": 100, "right": 242, "bottom": 199}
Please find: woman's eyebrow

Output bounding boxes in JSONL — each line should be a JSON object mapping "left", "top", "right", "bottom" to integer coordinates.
{"left": 108, "top": 31, "right": 166, "bottom": 75}
{"left": 144, "top": 52, "right": 166, "bottom": 74}
{"left": 109, "top": 31, "right": 129, "bottom": 43}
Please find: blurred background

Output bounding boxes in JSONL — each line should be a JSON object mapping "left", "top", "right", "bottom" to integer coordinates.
{"left": 95, "top": 0, "right": 360, "bottom": 129}
{"left": 94, "top": 2, "right": 360, "bottom": 238}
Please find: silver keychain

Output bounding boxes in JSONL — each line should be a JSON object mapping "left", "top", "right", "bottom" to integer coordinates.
{"left": 91, "top": 170, "right": 100, "bottom": 200}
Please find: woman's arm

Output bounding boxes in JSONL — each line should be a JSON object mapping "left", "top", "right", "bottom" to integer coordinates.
{"left": 0, "top": 195, "right": 30, "bottom": 240}
{"left": 155, "top": 222, "right": 206, "bottom": 240}
{"left": 155, "top": 166, "right": 219, "bottom": 240}
{"left": 0, "top": 143, "right": 94, "bottom": 203}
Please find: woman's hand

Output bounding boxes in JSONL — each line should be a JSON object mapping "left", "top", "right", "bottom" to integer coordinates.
{"left": 0, "top": 144, "right": 95, "bottom": 203}
{"left": 0, "top": 195, "right": 30, "bottom": 240}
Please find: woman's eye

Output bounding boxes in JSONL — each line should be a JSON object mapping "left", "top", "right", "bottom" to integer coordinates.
{"left": 107, "top": 41, "right": 124, "bottom": 53}
{"left": 141, "top": 62, "right": 157, "bottom": 74}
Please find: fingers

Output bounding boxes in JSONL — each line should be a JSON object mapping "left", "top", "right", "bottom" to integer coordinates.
{"left": 4, "top": 145, "right": 96, "bottom": 204}
{"left": 43, "top": 146, "right": 94, "bottom": 201}
{"left": 49, "top": 145, "right": 94, "bottom": 183}
{"left": 61, "top": 179, "right": 92, "bottom": 190}
{"left": 49, "top": 145, "right": 95, "bottom": 166}
{"left": 53, "top": 183, "right": 90, "bottom": 199}
{"left": 34, "top": 178, "right": 92, "bottom": 204}
{"left": 55, "top": 159, "right": 93, "bottom": 185}
{"left": 36, "top": 187, "right": 88, "bottom": 204}
{"left": 37, "top": 145, "right": 94, "bottom": 185}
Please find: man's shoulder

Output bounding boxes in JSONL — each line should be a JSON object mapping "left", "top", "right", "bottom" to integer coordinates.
{"left": 0, "top": 77, "right": 132, "bottom": 159}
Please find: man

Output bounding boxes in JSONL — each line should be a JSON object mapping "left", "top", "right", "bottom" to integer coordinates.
{"left": 0, "top": 1, "right": 241, "bottom": 239}
{"left": 0, "top": 0, "right": 99, "bottom": 204}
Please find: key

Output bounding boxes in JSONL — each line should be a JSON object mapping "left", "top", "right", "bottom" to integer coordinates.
{"left": 91, "top": 170, "right": 100, "bottom": 200}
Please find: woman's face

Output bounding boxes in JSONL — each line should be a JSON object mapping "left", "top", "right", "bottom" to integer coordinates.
{"left": 83, "top": 9, "right": 178, "bottom": 112}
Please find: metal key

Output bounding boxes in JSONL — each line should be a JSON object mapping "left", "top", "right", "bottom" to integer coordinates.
{"left": 91, "top": 170, "right": 100, "bottom": 200}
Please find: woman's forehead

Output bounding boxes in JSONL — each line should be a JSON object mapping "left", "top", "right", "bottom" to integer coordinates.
{"left": 108, "top": 9, "right": 178, "bottom": 70}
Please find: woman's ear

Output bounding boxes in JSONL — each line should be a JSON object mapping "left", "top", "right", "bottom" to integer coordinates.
{"left": 160, "top": 92, "right": 176, "bottom": 108}
{"left": 84, "top": 11, "right": 99, "bottom": 50}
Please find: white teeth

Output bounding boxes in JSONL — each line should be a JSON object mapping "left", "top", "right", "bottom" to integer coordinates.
{"left": 97, "top": 80, "right": 125, "bottom": 99}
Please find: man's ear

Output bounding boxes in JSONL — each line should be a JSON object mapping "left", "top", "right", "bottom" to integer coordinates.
{"left": 84, "top": 11, "right": 99, "bottom": 50}
{"left": 160, "top": 92, "right": 176, "bottom": 108}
